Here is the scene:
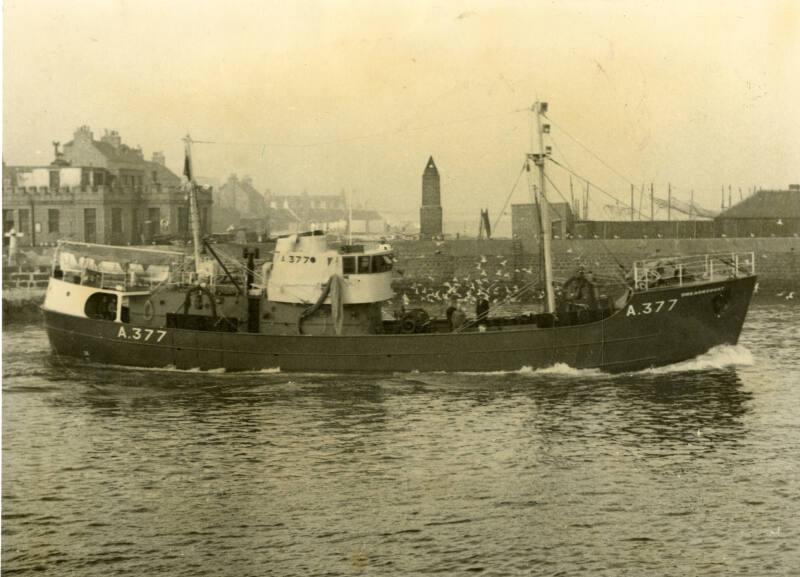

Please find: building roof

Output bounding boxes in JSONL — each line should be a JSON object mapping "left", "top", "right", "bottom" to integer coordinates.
{"left": 143, "top": 160, "right": 181, "bottom": 186}
{"left": 218, "top": 175, "right": 267, "bottom": 216}
{"left": 717, "top": 189, "right": 800, "bottom": 219}
{"left": 424, "top": 156, "right": 438, "bottom": 175}
{"left": 269, "top": 192, "right": 345, "bottom": 200}
{"left": 305, "top": 208, "right": 383, "bottom": 222}
{"left": 267, "top": 207, "right": 385, "bottom": 228}
{"left": 90, "top": 141, "right": 145, "bottom": 165}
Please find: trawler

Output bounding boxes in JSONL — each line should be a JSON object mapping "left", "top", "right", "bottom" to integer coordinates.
{"left": 42, "top": 103, "right": 757, "bottom": 373}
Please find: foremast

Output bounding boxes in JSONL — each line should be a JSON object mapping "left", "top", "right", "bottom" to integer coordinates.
{"left": 183, "top": 134, "right": 203, "bottom": 276}
{"left": 528, "top": 102, "right": 556, "bottom": 314}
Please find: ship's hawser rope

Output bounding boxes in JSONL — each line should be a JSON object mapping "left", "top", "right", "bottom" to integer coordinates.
{"left": 297, "top": 275, "right": 344, "bottom": 336}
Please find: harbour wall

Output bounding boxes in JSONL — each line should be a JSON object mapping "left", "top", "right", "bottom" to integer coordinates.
{"left": 2, "top": 287, "right": 47, "bottom": 325}
{"left": 391, "top": 237, "right": 800, "bottom": 292}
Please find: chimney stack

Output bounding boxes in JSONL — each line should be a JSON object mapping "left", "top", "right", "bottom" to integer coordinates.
{"left": 74, "top": 125, "right": 94, "bottom": 142}
{"left": 101, "top": 129, "right": 122, "bottom": 149}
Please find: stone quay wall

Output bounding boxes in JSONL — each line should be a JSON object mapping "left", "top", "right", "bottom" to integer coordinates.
{"left": 391, "top": 237, "right": 800, "bottom": 294}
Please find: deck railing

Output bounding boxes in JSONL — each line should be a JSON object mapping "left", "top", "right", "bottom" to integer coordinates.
{"left": 57, "top": 264, "right": 242, "bottom": 293}
{"left": 631, "top": 251, "right": 755, "bottom": 291}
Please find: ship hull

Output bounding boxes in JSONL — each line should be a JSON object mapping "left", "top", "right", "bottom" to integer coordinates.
{"left": 43, "top": 276, "right": 756, "bottom": 374}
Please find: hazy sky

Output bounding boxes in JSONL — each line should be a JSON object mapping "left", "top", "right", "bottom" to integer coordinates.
{"left": 3, "top": 0, "right": 799, "bottom": 230}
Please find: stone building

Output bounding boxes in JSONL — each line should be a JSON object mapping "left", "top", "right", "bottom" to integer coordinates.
{"left": 267, "top": 190, "right": 347, "bottom": 214}
{"left": 262, "top": 191, "right": 384, "bottom": 236}
{"left": 714, "top": 185, "right": 800, "bottom": 237}
{"left": 512, "top": 185, "right": 800, "bottom": 240}
{"left": 217, "top": 174, "right": 268, "bottom": 217}
{"left": 214, "top": 174, "right": 269, "bottom": 232}
{"left": 2, "top": 126, "right": 212, "bottom": 247}
{"left": 419, "top": 156, "right": 442, "bottom": 239}
{"left": 511, "top": 202, "right": 575, "bottom": 240}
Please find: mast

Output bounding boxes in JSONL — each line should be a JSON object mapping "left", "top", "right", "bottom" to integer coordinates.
{"left": 348, "top": 187, "right": 353, "bottom": 245}
{"left": 529, "top": 101, "right": 556, "bottom": 314}
{"left": 630, "top": 184, "right": 635, "bottom": 221}
{"left": 569, "top": 176, "right": 575, "bottom": 215}
{"left": 183, "top": 134, "right": 202, "bottom": 274}
{"left": 667, "top": 182, "right": 672, "bottom": 221}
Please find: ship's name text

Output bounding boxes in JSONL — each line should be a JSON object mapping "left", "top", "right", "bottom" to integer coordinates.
{"left": 626, "top": 299, "right": 678, "bottom": 317}
{"left": 117, "top": 327, "right": 168, "bottom": 342}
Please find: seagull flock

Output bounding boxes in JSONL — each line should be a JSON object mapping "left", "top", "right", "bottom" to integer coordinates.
{"left": 399, "top": 255, "right": 544, "bottom": 308}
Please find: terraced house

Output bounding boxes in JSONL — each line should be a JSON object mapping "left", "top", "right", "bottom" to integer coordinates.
{"left": 2, "top": 126, "right": 213, "bottom": 247}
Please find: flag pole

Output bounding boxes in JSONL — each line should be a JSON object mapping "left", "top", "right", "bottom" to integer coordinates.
{"left": 183, "top": 134, "right": 202, "bottom": 276}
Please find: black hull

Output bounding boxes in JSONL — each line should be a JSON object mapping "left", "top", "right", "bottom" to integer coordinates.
{"left": 43, "top": 276, "right": 756, "bottom": 374}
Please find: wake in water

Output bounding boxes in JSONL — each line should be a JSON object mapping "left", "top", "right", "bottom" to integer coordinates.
{"left": 432, "top": 344, "right": 755, "bottom": 382}
{"left": 640, "top": 344, "right": 754, "bottom": 374}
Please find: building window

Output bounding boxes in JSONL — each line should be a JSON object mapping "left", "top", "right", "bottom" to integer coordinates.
{"left": 94, "top": 171, "right": 105, "bottom": 186}
{"left": 18, "top": 209, "right": 30, "bottom": 235}
{"left": 49, "top": 170, "right": 60, "bottom": 190}
{"left": 81, "top": 169, "right": 90, "bottom": 187}
{"left": 201, "top": 207, "right": 209, "bottom": 234}
{"left": 112, "top": 208, "right": 123, "bottom": 233}
{"left": 3, "top": 209, "right": 15, "bottom": 234}
{"left": 48, "top": 209, "right": 60, "bottom": 233}
{"left": 84, "top": 208, "right": 97, "bottom": 243}
{"left": 147, "top": 207, "right": 160, "bottom": 238}
{"left": 178, "top": 207, "right": 189, "bottom": 233}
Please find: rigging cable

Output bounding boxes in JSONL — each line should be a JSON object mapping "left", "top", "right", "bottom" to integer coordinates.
{"left": 542, "top": 170, "right": 629, "bottom": 279}
{"left": 544, "top": 115, "right": 637, "bottom": 187}
{"left": 191, "top": 108, "right": 529, "bottom": 150}
{"left": 545, "top": 115, "right": 708, "bottom": 218}
{"left": 548, "top": 157, "right": 648, "bottom": 221}
{"left": 491, "top": 161, "right": 528, "bottom": 234}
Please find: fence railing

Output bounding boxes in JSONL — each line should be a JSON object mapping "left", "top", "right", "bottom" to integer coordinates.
{"left": 632, "top": 251, "right": 755, "bottom": 291}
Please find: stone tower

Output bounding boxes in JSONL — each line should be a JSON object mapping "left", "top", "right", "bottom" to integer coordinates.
{"left": 420, "top": 156, "right": 443, "bottom": 239}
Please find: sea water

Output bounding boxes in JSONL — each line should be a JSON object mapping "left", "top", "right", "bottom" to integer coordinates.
{"left": 2, "top": 304, "right": 799, "bottom": 576}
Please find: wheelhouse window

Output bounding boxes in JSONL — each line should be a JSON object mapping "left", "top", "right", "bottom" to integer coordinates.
{"left": 372, "top": 254, "right": 393, "bottom": 273}
{"left": 343, "top": 253, "right": 392, "bottom": 274}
